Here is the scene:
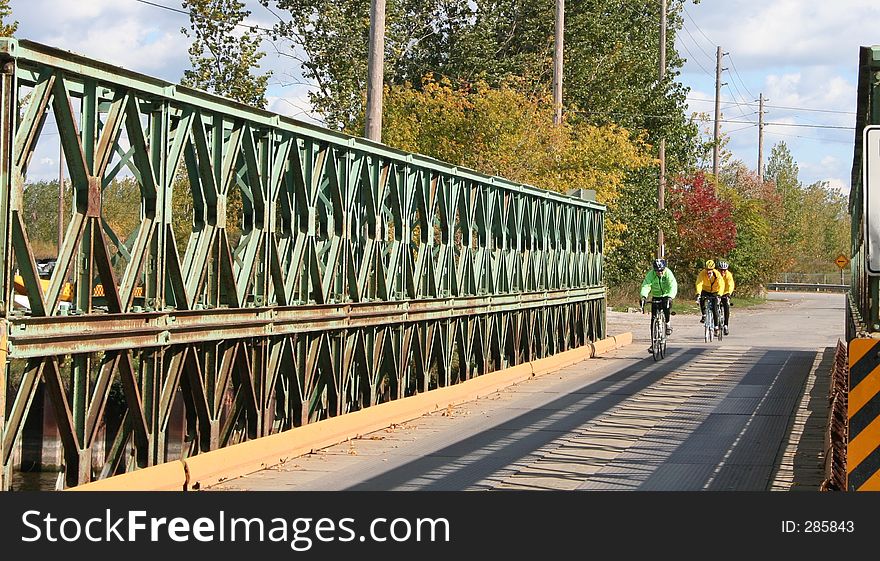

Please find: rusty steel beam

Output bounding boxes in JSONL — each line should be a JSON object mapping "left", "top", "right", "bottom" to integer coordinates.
{"left": 6, "top": 287, "right": 604, "bottom": 358}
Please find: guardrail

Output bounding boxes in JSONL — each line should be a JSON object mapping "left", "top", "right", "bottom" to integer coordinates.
{"left": 821, "top": 340, "right": 848, "bottom": 491}
{"left": 766, "top": 283, "right": 849, "bottom": 293}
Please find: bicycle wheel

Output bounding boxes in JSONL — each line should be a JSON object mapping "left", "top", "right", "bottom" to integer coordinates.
{"left": 704, "top": 310, "right": 712, "bottom": 342}
{"left": 659, "top": 319, "right": 667, "bottom": 358}
{"left": 652, "top": 316, "right": 661, "bottom": 361}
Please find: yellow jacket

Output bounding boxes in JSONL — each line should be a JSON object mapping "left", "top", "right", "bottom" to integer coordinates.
{"left": 695, "top": 268, "right": 726, "bottom": 295}
{"left": 719, "top": 270, "right": 735, "bottom": 295}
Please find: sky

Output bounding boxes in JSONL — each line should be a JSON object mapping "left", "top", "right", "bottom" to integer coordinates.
{"left": 6, "top": 0, "right": 880, "bottom": 192}
{"left": 679, "top": 0, "right": 880, "bottom": 193}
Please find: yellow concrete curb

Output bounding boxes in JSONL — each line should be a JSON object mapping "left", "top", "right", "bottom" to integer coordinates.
{"left": 613, "top": 332, "right": 633, "bottom": 348}
{"left": 67, "top": 460, "right": 186, "bottom": 491}
{"left": 184, "top": 361, "right": 536, "bottom": 490}
{"left": 531, "top": 345, "right": 592, "bottom": 376}
{"left": 590, "top": 337, "right": 617, "bottom": 356}
{"left": 70, "top": 332, "right": 633, "bottom": 491}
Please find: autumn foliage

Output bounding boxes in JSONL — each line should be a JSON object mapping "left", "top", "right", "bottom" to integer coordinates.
{"left": 375, "top": 77, "right": 655, "bottom": 256}
{"left": 666, "top": 172, "right": 736, "bottom": 273}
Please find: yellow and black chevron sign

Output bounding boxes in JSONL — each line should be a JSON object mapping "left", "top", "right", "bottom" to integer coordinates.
{"left": 848, "top": 338, "right": 880, "bottom": 490}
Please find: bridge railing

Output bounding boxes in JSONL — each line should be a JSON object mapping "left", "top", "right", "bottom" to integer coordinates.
{"left": 772, "top": 273, "right": 850, "bottom": 285}
{"left": 765, "top": 283, "right": 849, "bottom": 293}
{"left": 0, "top": 39, "right": 606, "bottom": 489}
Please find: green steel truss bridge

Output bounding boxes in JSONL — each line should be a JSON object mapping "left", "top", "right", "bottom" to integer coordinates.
{"left": 0, "top": 38, "right": 606, "bottom": 490}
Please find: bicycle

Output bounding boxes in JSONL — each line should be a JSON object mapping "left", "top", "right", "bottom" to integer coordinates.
{"left": 642, "top": 297, "right": 674, "bottom": 361}
{"left": 701, "top": 294, "right": 723, "bottom": 343}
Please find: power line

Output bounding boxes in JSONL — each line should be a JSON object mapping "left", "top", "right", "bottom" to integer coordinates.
{"left": 725, "top": 124, "right": 756, "bottom": 134}
{"left": 683, "top": 6, "right": 716, "bottom": 48}
{"left": 723, "top": 82, "right": 753, "bottom": 120}
{"left": 701, "top": 119, "right": 856, "bottom": 131}
{"left": 764, "top": 130, "right": 855, "bottom": 144}
{"left": 681, "top": 6, "right": 758, "bottom": 103}
{"left": 726, "top": 54, "right": 756, "bottom": 100}
{"left": 676, "top": 34, "right": 714, "bottom": 78}
{"left": 133, "top": 0, "right": 276, "bottom": 35}
{"left": 687, "top": 97, "right": 856, "bottom": 115}
{"left": 574, "top": 108, "right": 850, "bottom": 129}
{"left": 679, "top": 22, "right": 715, "bottom": 64}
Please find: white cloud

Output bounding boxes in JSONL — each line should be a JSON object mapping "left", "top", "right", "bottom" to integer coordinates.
{"left": 42, "top": 21, "right": 190, "bottom": 76}
{"left": 11, "top": 0, "right": 192, "bottom": 80}
{"left": 678, "top": 1, "right": 870, "bottom": 189}
{"left": 826, "top": 178, "right": 849, "bottom": 193}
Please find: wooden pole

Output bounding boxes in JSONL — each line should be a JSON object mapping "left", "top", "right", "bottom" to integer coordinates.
{"left": 365, "top": 0, "right": 386, "bottom": 142}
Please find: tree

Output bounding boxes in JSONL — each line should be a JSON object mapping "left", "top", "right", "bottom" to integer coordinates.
{"left": 0, "top": 0, "right": 16, "bottom": 37}
{"left": 260, "top": 0, "right": 703, "bottom": 171}
{"left": 764, "top": 141, "right": 803, "bottom": 253}
{"left": 765, "top": 141, "right": 799, "bottom": 193}
{"left": 378, "top": 78, "right": 653, "bottom": 203}
{"left": 761, "top": 142, "right": 850, "bottom": 274}
{"left": 717, "top": 162, "right": 778, "bottom": 293}
{"left": 603, "top": 168, "right": 672, "bottom": 289}
{"left": 665, "top": 171, "right": 736, "bottom": 279}
{"left": 789, "top": 181, "right": 850, "bottom": 273}
{"left": 374, "top": 78, "right": 654, "bottom": 271}
{"left": 181, "top": 0, "right": 271, "bottom": 108}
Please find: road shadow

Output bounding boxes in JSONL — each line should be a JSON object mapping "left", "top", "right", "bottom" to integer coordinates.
{"left": 346, "top": 346, "right": 828, "bottom": 491}
{"left": 347, "top": 348, "right": 707, "bottom": 490}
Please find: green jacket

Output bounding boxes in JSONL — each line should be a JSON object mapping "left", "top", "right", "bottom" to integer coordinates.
{"left": 640, "top": 268, "right": 678, "bottom": 299}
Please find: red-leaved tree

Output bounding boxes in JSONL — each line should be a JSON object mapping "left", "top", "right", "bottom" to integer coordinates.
{"left": 666, "top": 172, "right": 737, "bottom": 274}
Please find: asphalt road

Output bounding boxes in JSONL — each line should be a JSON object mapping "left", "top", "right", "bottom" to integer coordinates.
{"left": 610, "top": 291, "right": 845, "bottom": 352}
{"left": 209, "top": 292, "right": 842, "bottom": 491}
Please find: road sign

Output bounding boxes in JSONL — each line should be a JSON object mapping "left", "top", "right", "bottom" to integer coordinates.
{"left": 835, "top": 254, "right": 850, "bottom": 269}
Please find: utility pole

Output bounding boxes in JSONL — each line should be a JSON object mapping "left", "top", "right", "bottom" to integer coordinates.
{"left": 757, "top": 93, "right": 766, "bottom": 182}
{"left": 713, "top": 45, "right": 725, "bottom": 182}
{"left": 365, "top": 0, "right": 386, "bottom": 142}
{"left": 658, "top": 0, "right": 666, "bottom": 258}
{"left": 553, "top": 0, "right": 564, "bottom": 126}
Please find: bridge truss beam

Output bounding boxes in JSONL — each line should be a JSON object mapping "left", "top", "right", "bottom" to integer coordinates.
{"left": 0, "top": 38, "right": 605, "bottom": 489}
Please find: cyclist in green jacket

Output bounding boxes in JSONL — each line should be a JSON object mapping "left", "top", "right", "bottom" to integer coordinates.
{"left": 640, "top": 259, "right": 678, "bottom": 351}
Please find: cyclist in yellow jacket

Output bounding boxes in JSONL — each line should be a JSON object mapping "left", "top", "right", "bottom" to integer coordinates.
{"left": 717, "top": 261, "right": 735, "bottom": 335}
{"left": 695, "top": 259, "right": 726, "bottom": 335}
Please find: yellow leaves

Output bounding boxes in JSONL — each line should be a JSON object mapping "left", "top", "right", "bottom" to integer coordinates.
{"left": 381, "top": 79, "right": 653, "bottom": 214}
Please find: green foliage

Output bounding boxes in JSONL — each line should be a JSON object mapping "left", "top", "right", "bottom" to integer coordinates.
{"left": 603, "top": 168, "right": 670, "bottom": 289}
{"left": 716, "top": 165, "right": 777, "bottom": 293}
{"left": 0, "top": 0, "right": 16, "bottom": 37}
{"left": 376, "top": 78, "right": 654, "bottom": 264}
{"left": 259, "top": 0, "right": 704, "bottom": 296}
{"left": 181, "top": 0, "right": 271, "bottom": 108}
{"left": 260, "top": 0, "right": 372, "bottom": 130}
{"left": 21, "top": 178, "right": 143, "bottom": 267}
{"left": 260, "top": 0, "right": 703, "bottom": 168}
{"left": 713, "top": 157, "right": 850, "bottom": 294}
{"left": 0, "top": 2, "right": 15, "bottom": 37}
{"left": 20, "top": 180, "right": 64, "bottom": 258}
{"left": 789, "top": 181, "right": 850, "bottom": 272}
{"left": 379, "top": 78, "right": 653, "bottom": 200}
{"left": 765, "top": 141, "right": 803, "bottom": 253}
{"left": 760, "top": 142, "right": 851, "bottom": 274}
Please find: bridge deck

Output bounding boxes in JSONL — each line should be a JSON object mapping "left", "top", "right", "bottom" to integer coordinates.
{"left": 209, "top": 294, "right": 839, "bottom": 491}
